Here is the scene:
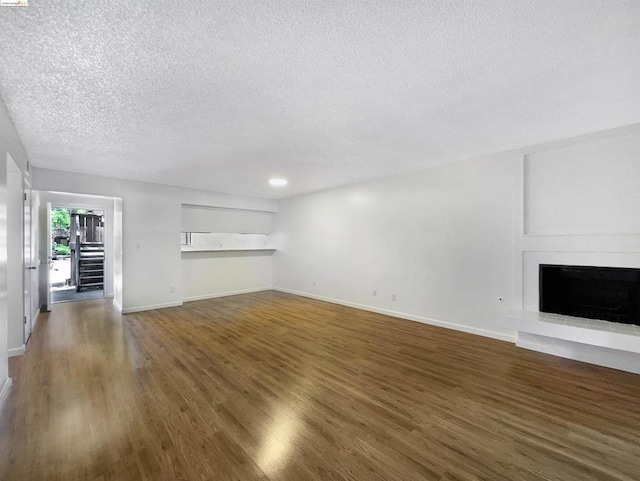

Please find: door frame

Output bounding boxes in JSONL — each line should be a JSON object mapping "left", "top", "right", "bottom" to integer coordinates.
{"left": 40, "top": 202, "right": 53, "bottom": 312}
{"left": 49, "top": 204, "right": 107, "bottom": 304}
{"left": 23, "top": 177, "right": 33, "bottom": 343}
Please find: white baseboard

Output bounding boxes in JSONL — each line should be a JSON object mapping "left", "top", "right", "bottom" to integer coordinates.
{"left": 122, "top": 301, "right": 183, "bottom": 314}
{"left": 112, "top": 299, "right": 123, "bottom": 313}
{"left": 0, "top": 377, "right": 12, "bottom": 408}
{"left": 32, "top": 308, "right": 40, "bottom": 331}
{"left": 273, "top": 287, "right": 515, "bottom": 343}
{"left": 183, "top": 287, "right": 272, "bottom": 303}
{"left": 517, "top": 332, "right": 640, "bottom": 375}
{"left": 8, "top": 345, "right": 25, "bottom": 357}
{"left": 119, "top": 286, "right": 515, "bottom": 344}
{"left": 106, "top": 292, "right": 114, "bottom": 298}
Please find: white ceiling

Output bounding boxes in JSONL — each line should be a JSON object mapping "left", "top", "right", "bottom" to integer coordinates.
{"left": 0, "top": 1, "right": 639, "bottom": 199}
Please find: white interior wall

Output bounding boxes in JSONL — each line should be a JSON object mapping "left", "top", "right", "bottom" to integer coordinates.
{"left": 182, "top": 205, "right": 273, "bottom": 234}
{"left": 273, "top": 125, "right": 640, "bottom": 343}
{"left": 524, "top": 132, "right": 640, "bottom": 236}
{"left": 181, "top": 252, "right": 272, "bottom": 302}
{"left": 31, "top": 168, "right": 277, "bottom": 313}
{"left": 7, "top": 164, "right": 23, "bottom": 355}
{"left": 0, "top": 159, "right": 10, "bottom": 384}
{"left": 0, "top": 97, "right": 30, "bottom": 396}
{"left": 273, "top": 151, "right": 519, "bottom": 340}
{"left": 0, "top": 159, "right": 8, "bottom": 386}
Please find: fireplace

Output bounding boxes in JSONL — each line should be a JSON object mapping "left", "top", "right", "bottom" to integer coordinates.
{"left": 539, "top": 264, "right": 640, "bottom": 326}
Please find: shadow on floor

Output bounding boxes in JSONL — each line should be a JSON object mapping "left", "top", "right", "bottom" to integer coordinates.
{"left": 52, "top": 288, "right": 104, "bottom": 303}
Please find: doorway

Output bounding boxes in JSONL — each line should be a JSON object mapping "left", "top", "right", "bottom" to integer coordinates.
{"left": 50, "top": 206, "right": 105, "bottom": 303}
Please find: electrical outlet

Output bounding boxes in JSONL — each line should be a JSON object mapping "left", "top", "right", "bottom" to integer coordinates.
{"left": 313, "top": 280, "right": 317, "bottom": 287}
{"left": 170, "top": 286, "right": 175, "bottom": 293}
{"left": 372, "top": 290, "right": 377, "bottom": 297}
{"left": 392, "top": 293, "right": 397, "bottom": 301}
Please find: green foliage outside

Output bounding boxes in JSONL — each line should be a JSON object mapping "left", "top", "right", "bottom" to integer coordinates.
{"left": 54, "top": 244, "right": 71, "bottom": 256}
{"left": 51, "top": 208, "right": 70, "bottom": 229}
{"left": 52, "top": 208, "right": 71, "bottom": 256}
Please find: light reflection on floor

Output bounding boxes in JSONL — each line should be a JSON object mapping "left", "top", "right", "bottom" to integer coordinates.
{"left": 256, "top": 404, "right": 301, "bottom": 478}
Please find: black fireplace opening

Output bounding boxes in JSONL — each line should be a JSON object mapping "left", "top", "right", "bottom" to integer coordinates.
{"left": 539, "top": 264, "right": 640, "bottom": 326}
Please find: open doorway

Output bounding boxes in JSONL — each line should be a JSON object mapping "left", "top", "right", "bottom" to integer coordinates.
{"left": 50, "top": 206, "right": 105, "bottom": 303}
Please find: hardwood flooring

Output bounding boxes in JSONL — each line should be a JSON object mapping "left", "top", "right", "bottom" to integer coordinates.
{"left": 2, "top": 291, "right": 640, "bottom": 480}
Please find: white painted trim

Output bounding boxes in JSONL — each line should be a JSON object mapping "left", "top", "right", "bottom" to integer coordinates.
{"left": 106, "top": 292, "right": 114, "bottom": 298}
{"left": 122, "top": 301, "right": 183, "bottom": 314}
{"left": 31, "top": 308, "right": 40, "bottom": 331}
{"left": 183, "top": 287, "right": 272, "bottom": 303}
{"left": 8, "top": 345, "right": 25, "bottom": 357}
{"left": 512, "top": 154, "right": 525, "bottom": 310}
{"left": 0, "top": 378, "right": 12, "bottom": 408}
{"left": 273, "top": 287, "right": 516, "bottom": 343}
{"left": 112, "top": 299, "right": 122, "bottom": 313}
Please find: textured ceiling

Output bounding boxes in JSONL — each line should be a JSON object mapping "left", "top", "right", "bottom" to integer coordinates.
{"left": 0, "top": 1, "right": 639, "bottom": 199}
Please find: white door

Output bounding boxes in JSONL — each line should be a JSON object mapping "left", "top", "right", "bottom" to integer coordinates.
{"left": 23, "top": 181, "right": 34, "bottom": 342}
{"left": 30, "top": 193, "right": 39, "bottom": 327}
{"left": 42, "top": 202, "right": 52, "bottom": 312}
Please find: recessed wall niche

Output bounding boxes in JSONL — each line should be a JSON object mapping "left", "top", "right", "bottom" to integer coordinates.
{"left": 523, "top": 133, "right": 640, "bottom": 236}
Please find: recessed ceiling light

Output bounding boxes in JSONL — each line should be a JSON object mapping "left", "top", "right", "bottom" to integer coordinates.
{"left": 269, "top": 178, "right": 288, "bottom": 187}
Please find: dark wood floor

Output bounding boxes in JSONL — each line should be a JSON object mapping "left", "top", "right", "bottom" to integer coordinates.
{"left": 2, "top": 291, "right": 640, "bottom": 481}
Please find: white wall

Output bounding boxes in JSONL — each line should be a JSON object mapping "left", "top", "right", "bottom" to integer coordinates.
{"left": 0, "top": 159, "right": 8, "bottom": 386}
{"left": 524, "top": 133, "right": 640, "bottom": 235}
{"left": 181, "top": 251, "right": 272, "bottom": 301}
{"left": 182, "top": 204, "right": 273, "bottom": 234}
{"left": 32, "top": 168, "right": 277, "bottom": 313}
{"left": 273, "top": 124, "right": 640, "bottom": 342}
{"left": 273, "top": 151, "right": 519, "bottom": 340}
{"left": 7, "top": 165, "right": 23, "bottom": 354}
{"left": 0, "top": 97, "right": 30, "bottom": 393}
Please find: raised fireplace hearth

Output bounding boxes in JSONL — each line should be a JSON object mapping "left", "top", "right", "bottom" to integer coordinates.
{"left": 539, "top": 264, "right": 640, "bottom": 326}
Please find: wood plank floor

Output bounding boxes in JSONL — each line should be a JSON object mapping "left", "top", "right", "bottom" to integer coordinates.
{"left": 2, "top": 291, "right": 640, "bottom": 481}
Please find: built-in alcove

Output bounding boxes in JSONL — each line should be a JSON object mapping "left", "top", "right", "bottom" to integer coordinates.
{"left": 180, "top": 204, "right": 275, "bottom": 302}
{"left": 180, "top": 232, "right": 275, "bottom": 252}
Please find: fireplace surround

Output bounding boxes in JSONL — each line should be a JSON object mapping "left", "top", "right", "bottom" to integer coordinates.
{"left": 539, "top": 264, "right": 640, "bottom": 326}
